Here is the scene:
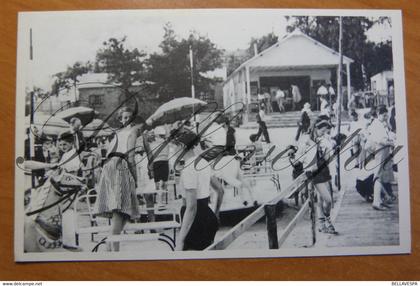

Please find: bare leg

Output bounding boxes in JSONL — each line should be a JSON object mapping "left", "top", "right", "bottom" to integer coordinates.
{"left": 108, "top": 211, "right": 127, "bottom": 252}
{"left": 314, "top": 182, "right": 334, "bottom": 232}
{"left": 372, "top": 179, "right": 385, "bottom": 208}
{"left": 24, "top": 217, "right": 41, "bottom": 252}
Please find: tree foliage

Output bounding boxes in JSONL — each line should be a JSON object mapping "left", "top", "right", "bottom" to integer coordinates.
{"left": 147, "top": 23, "right": 224, "bottom": 100}
{"left": 51, "top": 61, "right": 92, "bottom": 96}
{"left": 226, "top": 32, "right": 279, "bottom": 76}
{"left": 247, "top": 32, "right": 278, "bottom": 57}
{"left": 285, "top": 16, "right": 393, "bottom": 90}
{"left": 95, "top": 37, "right": 148, "bottom": 90}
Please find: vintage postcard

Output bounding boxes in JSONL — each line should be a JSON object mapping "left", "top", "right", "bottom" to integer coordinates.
{"left": 14, "top": 9, "right": 410, "bottom": 262}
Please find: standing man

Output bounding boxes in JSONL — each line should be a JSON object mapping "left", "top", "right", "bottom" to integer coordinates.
{"left": 263, "top": 88, "right": 272, "bottom": 113}
{"left": 275, "top": 88, "right": 285, "bottom": 113}
{"left": 291, "top": 84, "right": 302, "bottom": 111}
{"left": 224, "top": 117, "right": 236, "bottom": 156}
{"left": 255, "top": 114, "right": 271, "bottom": 144}
{"left": 317, "top": 83, "right": 328, "bottom": 111}
{"left": 328, "top": 83, "right": 336, "bottom": 104}
{"left": 70, "top": 117, "right": 86, "bottom": 153}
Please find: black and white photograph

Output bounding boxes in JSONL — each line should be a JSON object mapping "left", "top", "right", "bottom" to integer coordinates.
{"left": 14, "top": 9, "right": 410, "bottom": 261}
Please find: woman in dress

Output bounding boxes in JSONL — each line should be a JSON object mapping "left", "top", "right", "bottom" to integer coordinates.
{"left": 94, "top": 107, "right": 140, "bottom": 251}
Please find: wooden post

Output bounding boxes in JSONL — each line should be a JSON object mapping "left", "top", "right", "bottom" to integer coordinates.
{"left": 336, "top": 16, "right": 344, "bottom": 191}
{"left": 264, "top": 204, "right": 279, "bottom": 249}
{"left": 308, "top": 180, "right": 316, "bottom": 246}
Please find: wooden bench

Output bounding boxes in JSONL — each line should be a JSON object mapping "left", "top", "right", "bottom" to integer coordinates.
{"left": 92, "top": 232, "right": 176, "bottom": 252}
{"left": 76, "top": 220, "right": 181, "bottom": 247}
{"left": 74, "top": 190, "right": 182, "bottom": 247}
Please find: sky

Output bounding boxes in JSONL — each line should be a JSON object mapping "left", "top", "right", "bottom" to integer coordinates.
{"left": 18, "top": 9, "right": 392, "bottom": 91}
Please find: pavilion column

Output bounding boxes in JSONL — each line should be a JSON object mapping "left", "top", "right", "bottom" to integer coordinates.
{"left": 336, "top": 66, "right": 340, "bottom": 97}
{"left": 346, "top": 62, "right": 351, "bottom": 110}
{"left": 245, "top": 65, "right": 251, "bottom": 123}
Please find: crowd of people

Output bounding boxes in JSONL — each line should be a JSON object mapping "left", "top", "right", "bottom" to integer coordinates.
{"left": 256, "top": 84, "right": 303, "bottom": 119}
{"left": 23, "top": 87, "right": 398, "bottom": 252}
{"left": 24, "top": 107, "right": 248, "bottom": 252}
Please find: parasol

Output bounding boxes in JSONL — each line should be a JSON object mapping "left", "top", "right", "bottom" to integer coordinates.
{"left": 25, "top": 114, "right": 70, "bottom": 136}
{"left": 146, "top": 97, "right": 207, "bottom": 127}
{"left": 81, "top": 118, "right": 114, "bottom": 138}
{"left": 55, "top": 106, "right": 97, "bottom": 126}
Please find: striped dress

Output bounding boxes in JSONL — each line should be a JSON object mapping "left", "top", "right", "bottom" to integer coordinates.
{"left": 94, "top": 126, "right": 139, "bottom": 219}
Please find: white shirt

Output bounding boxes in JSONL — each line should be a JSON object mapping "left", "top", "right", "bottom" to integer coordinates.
{"left": 367, "top": 119, "right": 391, "bottom": 147}
{"left": 59, "top": 148, "right": 82, "bottom": 173}
{"left": 178, "top": 156, "right": 211, "bottom": 200}
{"left": 320, "top": 99, "right": 329, "bottom": 114}
{"left": 317, "top": 85, "right": 328, "bottom": 96}
{"left": 275, "top": 89, "right": 285, "bottom": 99}
{"left": 259, "top": 109, "right": 266, "bottom": 121}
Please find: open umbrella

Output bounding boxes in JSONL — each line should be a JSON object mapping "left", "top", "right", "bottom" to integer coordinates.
{"left": 25, "top": 114, "right": 70, "bottom": 136}
{"left": 146, "top": 97, "right": 207, "bottom": 127}
{"left": 81, "top": 118, "right": 114, "bottom": 138}
{"left": 55, "top": 106, "right": 97, "bottom": 126}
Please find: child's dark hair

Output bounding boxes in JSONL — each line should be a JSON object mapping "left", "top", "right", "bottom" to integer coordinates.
{"left": 58, "top": 131, "right": 74, "bottom": 144}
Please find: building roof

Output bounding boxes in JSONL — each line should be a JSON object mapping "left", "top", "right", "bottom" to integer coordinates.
{"left": 227, "top": 29, "right": 354, "bottom": 81}
{"left": 371, "top": 70, "right": 393, "bottom": 81}
{"left": 77, "top": 73, "right": 149, "bottom": 89}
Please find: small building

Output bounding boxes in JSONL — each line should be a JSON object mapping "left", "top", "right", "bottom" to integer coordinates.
{"left": 370, "top": 70, "right": 393, "bottom": 94}
{"left": 370, "top": 70, "right": 394, "bottom": 106}
{"left": 76, "top": 73, "right": 157, "bottom": 126}
{"left": 223, "top": 29, "right": 353, "bottom": 121}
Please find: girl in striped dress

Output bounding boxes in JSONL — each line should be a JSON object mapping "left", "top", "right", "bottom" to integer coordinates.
{"left": 94, "top": 107, "right": 140, "bottom": 251}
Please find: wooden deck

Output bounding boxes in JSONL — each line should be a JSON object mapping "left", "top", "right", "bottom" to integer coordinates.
{"left": 282, "top": 182, "right": 399, "bottom": 249}
{"left": 324, "top": 184, "right": 399, "bottom": 247}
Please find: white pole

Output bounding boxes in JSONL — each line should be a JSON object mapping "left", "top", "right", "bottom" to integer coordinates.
{"left": 346, "top": 62, "right": 351, "bottom": 109}
{"left": 245, "top": 66, "right": 251, "bottom": 124}
{"left": 189, "top": 46, "right": 195, "bottom": 99}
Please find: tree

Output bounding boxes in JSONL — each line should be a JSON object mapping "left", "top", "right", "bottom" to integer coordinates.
{"left": 247, "top": 32, "right": 278, "bottom": 57}
{"left": 225, "top": 51, "right": 248, "bottom": 76}
{"left": 364, "top": 40, "right": 393, "bottom": 79}
{"left": 147, "top": 23, "right": 224, "bottom": 100}
{"left": 51, "top": 61, "right": 92, "bottom": 96}
{"left": 95, "top": 37, "right": 148, "bottom": 91}
{"left": 225, "top": 32, "right": 278, "bottom": 77}
{"left": 285, "top": 16, "right": 391, "bottom": 90}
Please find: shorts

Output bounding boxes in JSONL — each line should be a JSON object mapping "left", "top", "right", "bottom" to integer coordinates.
{"left": 312, "top": 163, "right": 331, "bottom": 184}
{"left": 153, "top": 160, "right": 169, "bottom": 182}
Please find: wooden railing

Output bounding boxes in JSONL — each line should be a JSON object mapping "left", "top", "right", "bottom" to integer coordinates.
{"left": 206, "top": 172, "right": 316, "bottom": 250}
